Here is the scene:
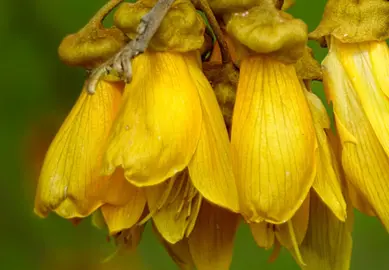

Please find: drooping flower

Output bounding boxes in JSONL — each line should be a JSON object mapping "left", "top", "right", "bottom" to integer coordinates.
{"left": 76, "top": 2, "right": 241, "bottom": 269}
{"left": 33, "top": 74, "right": 146, "bottom": 218}
{"left": 225, "top": 2, "right": 317, "bottom": 224}
{"left": 103, "top": 0, "right": 239, "bottom": 214}
{"left": 33, "top": 0, "right": 148, "bottom": 219}
{"left": 311, "top": 0, "right": 389, "bottom": 231}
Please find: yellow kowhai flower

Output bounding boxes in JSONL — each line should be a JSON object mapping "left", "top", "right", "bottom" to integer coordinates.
{"left": 86, "top": 2, "right": 240, "bottom": 268}
{"left": 34, "top": 76, "right": 147, "bottom": 218}
{"left": 322, "top": 37, "right": 389, "bottom": 230}
{"left": 103, "top": 0, "right": 239, "bottom": 214}
{"left": 311, "top": 0, "right": 389, "bottom": 231}
{"left": 34, "top": 0, "right": 145, "bottom": 219}
{"left": 224, "top": 2, "right": 317, "bottom": 224}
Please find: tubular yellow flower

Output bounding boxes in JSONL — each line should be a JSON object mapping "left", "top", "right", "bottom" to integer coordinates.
{"left": 34, "top": 79, "right": 134, "bottom": 218}
{"left": 34, "top": 0, "right": 136, "bottom": 219}
{"left": 102, "top": 52, "right": 202, "bottom": 187}
{"left": 231, "top": 55, "right": 317, "bottom": 223}
{"left": 225, "top": 3, "right": 316, "bottom": 224}
{"left": 104, "top": 0, "right": 239, "bottom": 213}
{"left": 323, "top": 36, "right": 389, "bottom": 230}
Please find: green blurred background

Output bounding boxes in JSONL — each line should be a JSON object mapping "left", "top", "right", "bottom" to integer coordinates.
{"left": 2, "top": 0, "right": 389, "bottom": 269}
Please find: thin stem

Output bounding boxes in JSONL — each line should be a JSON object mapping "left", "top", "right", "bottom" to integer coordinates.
{"left": 86, "top": 0, "right": 175, "bottom": 94}
{"left": 194, "top": 0, "right": 231, "bottom": 64}
{"left": 132, "top": 0, "right": 176, "bottom": 53}
{"left": 86, "top": 0, "right": 123, "bottom": 28}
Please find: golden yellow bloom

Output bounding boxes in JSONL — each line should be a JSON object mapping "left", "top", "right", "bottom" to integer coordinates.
{"left": 323, "top": 36, "right": 389, "bottom": 231}
{"left": 34, "top": 0, "right": 143, "bottom": 220}
{"left": 231, "top": 55, "right": 317, "bottom": 223}
{"left": 34, "top": 79, "right": 138, "bottom": 218}
{"left": 100, "top": 0, "right": 239, "bottom": 215}
{"left": 223, "top": 3, "right": 317, "bottom": 224}
{"left": 102, "top": 51, "right": 239, "bottom": 213}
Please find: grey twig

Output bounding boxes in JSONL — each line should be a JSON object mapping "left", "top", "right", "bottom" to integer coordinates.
{"left": 86, "top": 0, "right": 176, "bottom": 94}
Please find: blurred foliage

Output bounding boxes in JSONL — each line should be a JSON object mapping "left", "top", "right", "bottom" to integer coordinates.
{"left": 1, "top": 0, "right": 389, "bottom": 269}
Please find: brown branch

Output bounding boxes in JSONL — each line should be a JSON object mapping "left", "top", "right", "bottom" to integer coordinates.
{"left": 193, "top": 0, "right": 231, "bottom": 64}
{"left": 86, "top": 0, "right": 175, "bottom": 94}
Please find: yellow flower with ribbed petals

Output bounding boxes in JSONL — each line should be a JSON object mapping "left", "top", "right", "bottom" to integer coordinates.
{"left": 103, "top": 0, "right": 239, "bottom": 213}
{"left": 34, "top": 0, "right": 144, "bottom": 220}
{"left": 322, "top": 36, "right": 389, "bottom": 231}
{"left": 34, "top": 78, "right": 136, "bottom": 218}
{"left": 225, "top": 3, "right": 317, "bottom": 224}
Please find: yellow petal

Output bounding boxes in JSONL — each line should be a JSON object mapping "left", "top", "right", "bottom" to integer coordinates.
{"left": 249, "top": 222, "right": 275, "bottom": 249}
{"left": 275, "top": 196, "right": 310, "bottom": 266}
{"left": 304, "top": 90, "right": 347, "bottom": 221}
{"left": 188, "top": 201, "right": 239, "bottom": 270}
{"left": 334, "top": 39, "right": 389, "bottom": 158}
{"left": 323, "top": 42, "right": 389, "bottom": 230}
{"left": 153, "top": 223, "right": 195, "bottom": 270}
{"left": 348, "top": 182, "right": 376, "bottom": 217}
{"left": 103, "top": 52, "right": 202, "bottom": 187}
{"left": 298, "top": 191, "right": 353, "bottom": 270}
{"left": 185, "top": 54, "right": 239, "bottom": 213}
{"left": 34, "top": 80, "right": 123, "bottom": 218}
{"left": 146, "top": 170, "right": 202, "bottom": 244}
{"left": 231, "top": 56, "right": 317, "bottom": 223}
{"left": 277, "top": 195, "right": 310, "bottom": 248}
{"left": 101, "top": 168, "right": 141, "bottom": 206}
{"left": 101, "top": 182, "right": 146, "bottom": 235}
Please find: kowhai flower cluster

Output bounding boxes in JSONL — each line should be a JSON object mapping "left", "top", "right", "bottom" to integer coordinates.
{"left": 34, "top": 0, "right": 389, "bottom": 269}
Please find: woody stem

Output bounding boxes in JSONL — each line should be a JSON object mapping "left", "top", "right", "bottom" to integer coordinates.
{"left": 86, "top": 0, "right": 175, "bottom": 94}
{"left": 83, "top": 0, "right": 123, "bottom": 30}
{"left": 194, "top": 0, "right": 231, "bottom": 64}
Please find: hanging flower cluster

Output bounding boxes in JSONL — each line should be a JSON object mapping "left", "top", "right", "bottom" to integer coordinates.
{"left": 33, "top": 0, "right": 389, "bottom": 269}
